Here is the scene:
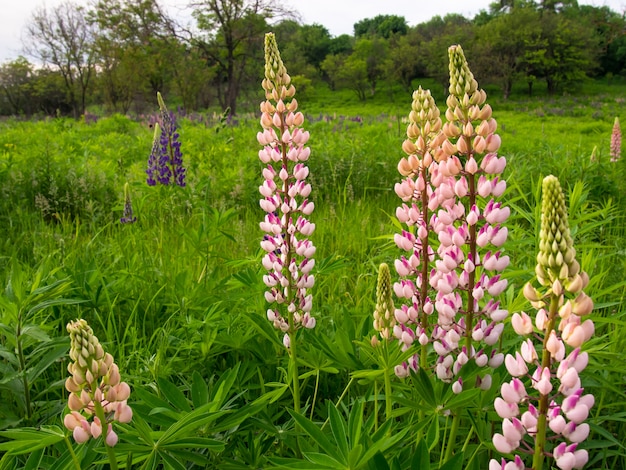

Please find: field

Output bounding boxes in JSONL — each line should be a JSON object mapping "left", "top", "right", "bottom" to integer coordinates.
{"left": 0, "top": 72, "right": 625, "bottom": 470}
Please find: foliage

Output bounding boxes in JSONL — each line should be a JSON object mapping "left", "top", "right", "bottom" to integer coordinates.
{"left": 0, "top": 74, "right": 624, "bottom": 469}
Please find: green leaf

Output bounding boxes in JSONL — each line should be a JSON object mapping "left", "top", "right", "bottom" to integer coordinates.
{"left": 438, "top": 451, "right": 464, "bottom": 470}
{"left": 347, "top": 400, "right": 364, "bottom": 448}
{"left": 327, "top": 402, "right": 349, "bottom": 460}
{"left": 367, "top": 451, "right": 389, "bottom": 470}
{"left": 158, "top": 378, "right": 191, "bottom": 412}
{"left": 209, "top": 363, "right": 240, "bottom": 412}
{"left": 287, "top": 410, "right": 339, "bottom": 461}
{"left": 191, "top": 370, "right": 209, "bottom": 408}
{"left": 304, "top": 452, "right": 345, "bottom": 468}
{"left": 412, "top": 439, "right": 430, "bottom": 470}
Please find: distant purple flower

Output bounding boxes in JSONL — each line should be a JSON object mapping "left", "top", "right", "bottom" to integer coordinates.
{"left": 145, "top": 92, "right": 186, "bottom": 187}
{"left": 120, "top": 182, "right": 137, "bottom": 224}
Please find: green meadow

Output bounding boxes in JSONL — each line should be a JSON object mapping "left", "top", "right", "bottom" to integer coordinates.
{"left": 0, "top": 77, "right": 625, "bottom": 469}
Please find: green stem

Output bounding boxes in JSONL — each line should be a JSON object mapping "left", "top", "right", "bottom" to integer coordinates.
{"left": 444, "top": 412, "right": 461, "bottom": 462}
{"left": 374, "top": 381, "right": 379, "bottom": 432}
{"left": 309, "top": 368, "right": 320, "bottom": 420}
{"left": 383, "top": 361, "right": 393, "bottom": 425}
{"left": 93, "top": 400, "right": 119, "bottom": 470}
{"left": 321, "top": 377, "right": 355, "bottom": 431}
{"left": 532, "top": 295, "right": 559, "bottom": 470}
{"left": 16, "top": 312, "right": 32, "bottom": 421}
{"left": 64, "top": 435, "right": 82, "bottom": 470}
{"left": 289, "top": 330, "right": 301, "bottom": 414}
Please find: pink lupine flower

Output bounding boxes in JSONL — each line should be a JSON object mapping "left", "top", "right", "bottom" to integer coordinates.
{"left": 492, "top": 176, "right": 594, "bottom": 470}
{"left": 610, "top": 116, "right": 621, "bottom": 162}
{"left": 259, "top": 33, "right": 316, "bottom": 344}
{"left": 64, "top": 319, "right": 132, "bottom": 446}
{"left": 392, "top": 45, "right": 510, "bottom": 393}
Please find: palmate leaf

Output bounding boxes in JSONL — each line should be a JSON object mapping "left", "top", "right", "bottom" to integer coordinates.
{"left": 0, "top": 425, "right": 65, "bottom": 455}
{"left": 287, "top": 410, "right": 341, "bottom": 462}
{"left": 158, "top": 377, "right": 192, "bottom": 412}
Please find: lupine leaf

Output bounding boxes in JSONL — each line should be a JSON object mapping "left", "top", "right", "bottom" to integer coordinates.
{"left": 158, "top": 377, "right": 191, "bottom": 412}
{"left": 191, "top": 370, "right": 209, "bottom": 408}
{"left": 327, "top": 402, "right": 348, "bottom": 460}
{"left": 413, "top": 439, "right": 430, "bottom": 470}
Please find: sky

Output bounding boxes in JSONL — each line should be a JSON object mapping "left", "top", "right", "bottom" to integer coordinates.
{"left": 1, "top": 0, "right": 625, "bottom": 63}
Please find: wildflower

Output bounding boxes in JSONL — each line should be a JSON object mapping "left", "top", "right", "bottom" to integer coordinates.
{"left": 146, "top": 92, "right": 186, "bottom": 187}
{"left": 119, "top": 182, "right": 137, "bottom": 224}
{"left": 64, "top": 319, "right": 132, "bottom": 446}
{"left": 373, "top": 263, "right": 396, "bottom": 341}
{"left": 393, "top": 45, "right": 509, "bottom": 390}
{"left": 610, "top": 116, "right": 621, "bottom": 162}
{"left": 259, "top": 32, "right": 315, "bottom": 345}
{"left": 492, "top": 176, "right": 593, "bottom": 470}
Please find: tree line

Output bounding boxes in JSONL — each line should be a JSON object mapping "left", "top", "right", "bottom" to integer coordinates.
{"left": 0, "top": 0, "right": 624, "bottom": 118}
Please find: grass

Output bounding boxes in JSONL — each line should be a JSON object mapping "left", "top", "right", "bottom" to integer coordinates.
{"left": 0, "top": 76, "right": 625, "bottom": 469}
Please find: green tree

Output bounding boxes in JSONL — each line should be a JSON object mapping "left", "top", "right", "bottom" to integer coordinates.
{"left": 354, "top": 14, "right": 408, "bottom": 38}
{"left": 191, "top": 0, "right": 289, "bottom": 115}
{"left": 0, "top": 57, "right": 35, "bottom": 115}
{"left": 474, "top": 7, "right": 542, "bottom": 98}
{"left": 23, "top": 0, "right": 96, "bottom": 118}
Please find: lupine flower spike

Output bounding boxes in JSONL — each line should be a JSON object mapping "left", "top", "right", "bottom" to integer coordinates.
{"left": 610, "top": 116, "right": 621, "bottom": 162}
{"left": 372, "top": 263, "right": 397, "bottom": 422}
{"left": 120, "top": 182, "right": 137, "bottom": 224}
{"left": 393, "top": 86, "right": 444, "bottom": 377}
{"left": 394, "top": 45, "right": 509, "bottom": 394}
{"left": 259, "top": 32, "right": 314, "bottom": 413}
{"left": 64, "top": 319, "right": 132, "bottom": 447}
{"left": 492, "top": 175, "right": 594, "bottom": 470}
{"left": 146, "top": 92, "right": 186, "bottom": 187}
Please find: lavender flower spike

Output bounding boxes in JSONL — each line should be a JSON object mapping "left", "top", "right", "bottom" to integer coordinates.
{"left": 145, "top": 93, "right": 186, "bottom": 187}
{"left": 120, "top": 182, "right": 137, "bottom": 224}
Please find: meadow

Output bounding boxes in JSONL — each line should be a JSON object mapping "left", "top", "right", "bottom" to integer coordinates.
{"left": 0, "top": 56, "right": 625, "bottom": 470}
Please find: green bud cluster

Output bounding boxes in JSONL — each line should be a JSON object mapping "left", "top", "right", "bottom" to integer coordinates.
{"left": 373, "top": 263, "right": 396, "bottom": 340}
{"left": 448, "top": 45, "right": 478, "bottom": 99}
{"left": 263, "top": 33, "right": 294, "bottom": 100}
{"left": 67, "top": 319, "right": 108, "bottom": 389}
{"left": 536, "top": 175, "right": 580, "bottom": 287}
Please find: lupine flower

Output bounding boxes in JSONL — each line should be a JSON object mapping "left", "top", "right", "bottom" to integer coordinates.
{"left": 491, "top": 175, "right": 593, "bottom": 470}
{"left": 120, "top": 182, "right": 137, "bottom": 224}
{"left": 146, "top": 92, "right": 186, "bottom": 187}
{"left": 259, "top": 33, "right": 315, "bottom": 348}
{"left": 64, "top": 319, "right": 132, "bottom": 446}
{"left": 373, "top": 263, "right": 396, "bottom": 343}
{"left": 393, "top": 45, "right": 509, "bottom": 391}
{"left": 610, "top": 116, "right": 621, "bottom": 162}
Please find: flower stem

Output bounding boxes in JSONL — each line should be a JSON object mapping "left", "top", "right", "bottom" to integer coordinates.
{"left": 532, "top": 294, "right": 559, "bottom": 470}
{"left": 64, "top": 435, "right": 82, "bottom": 470}
{"left": 289, "top": 330, "right": 301, "bottom": 414}
{"left": 444, "top": 412, "right": 461, "bottom": 462}
{"left": 93, "top": 400, "right": 119, "bottom": 470}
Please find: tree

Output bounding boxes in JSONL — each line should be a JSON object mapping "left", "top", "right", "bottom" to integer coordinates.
{"left": 354, "top": 15, "right": 408, "bottom": 38}
{"left": 191, "top": 0, "right": 291, "bottom": 115}
{"left": 24, "top": 1, "right": 96, "bottom": 118}
{"left": 90, "top": 0, "right": 185, "bottom": 113}
{"left": 474, "top": 7, "right": 542, "bottom": 98}
{"left": 0, "top": 57, "right": 35, "bottom": 115}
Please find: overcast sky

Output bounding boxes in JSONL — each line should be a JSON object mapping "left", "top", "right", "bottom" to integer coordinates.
{"left": 1, "top": 0, "right": 625, "bottom": 63}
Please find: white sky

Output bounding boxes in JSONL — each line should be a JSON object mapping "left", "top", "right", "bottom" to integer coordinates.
{"left": 1, "top": 0, "right": 625, "bottom": 63}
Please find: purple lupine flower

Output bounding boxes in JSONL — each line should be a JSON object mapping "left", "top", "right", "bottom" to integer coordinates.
{"left": 120, "top": 182, "right": 137, "bottom": 224}
{"left": 145, "top": 93, "right": 186, "bottom": 187}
